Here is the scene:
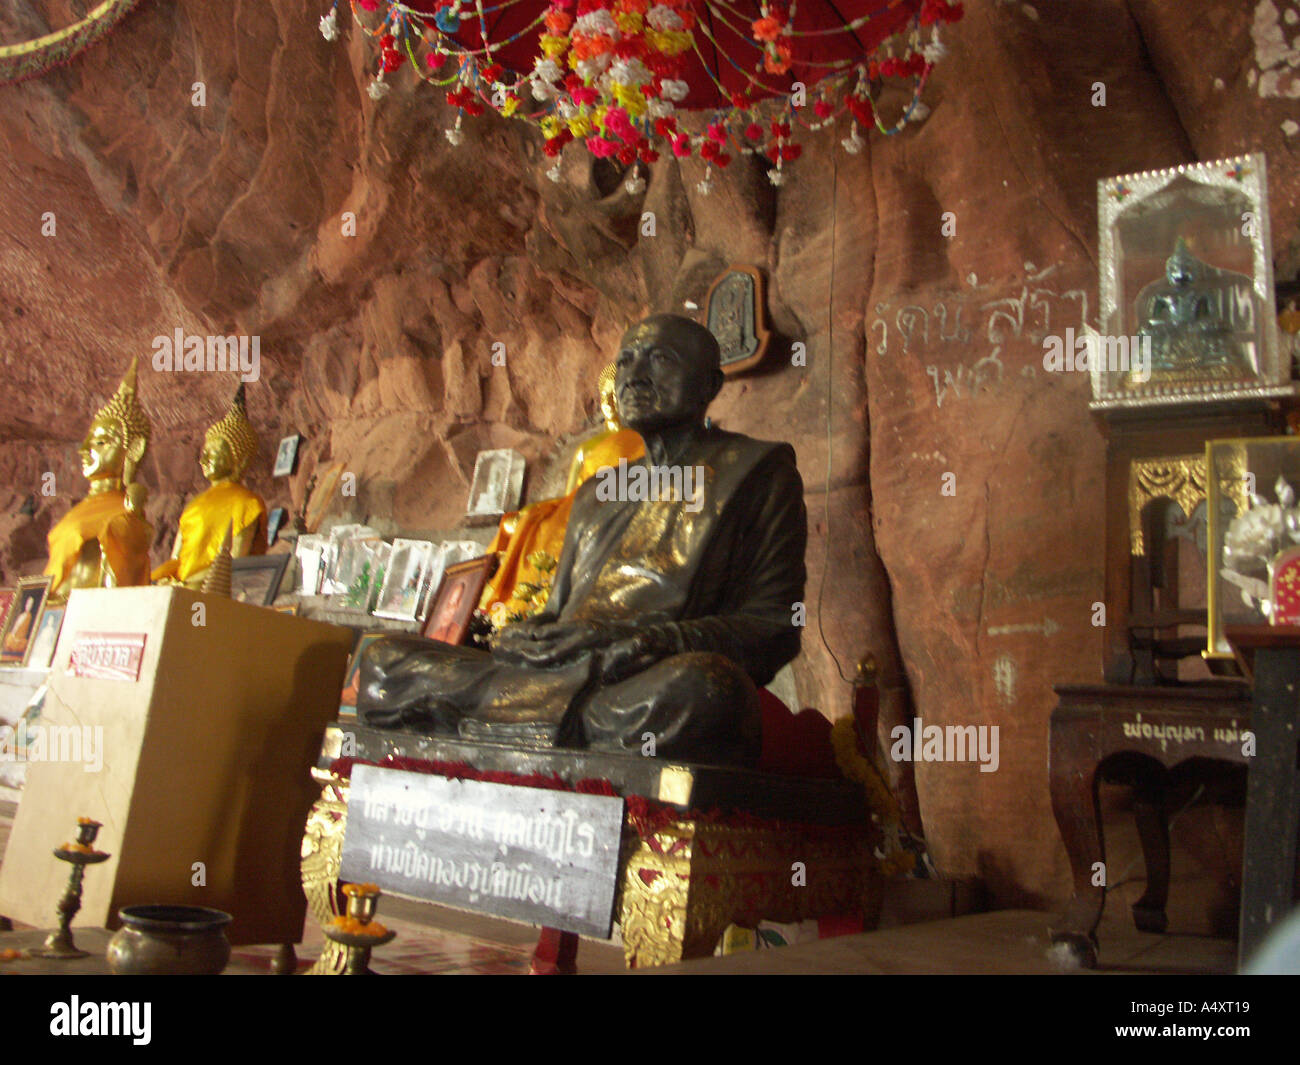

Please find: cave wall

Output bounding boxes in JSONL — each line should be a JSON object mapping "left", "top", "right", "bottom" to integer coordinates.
{"left": 2, "top": 0, "right": 1298, "bottom": 910}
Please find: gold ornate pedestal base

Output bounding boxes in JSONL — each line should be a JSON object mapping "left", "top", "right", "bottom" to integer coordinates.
{"left": 300, "top": 775, "right": 881, "bottom": 971}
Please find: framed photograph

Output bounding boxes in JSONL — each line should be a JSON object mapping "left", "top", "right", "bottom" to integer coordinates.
{"left": 1094, "top": 153, "right": 1293, "bottom": 409}
{"left": 331, "top": 535, "right": 389, "bottom": 612}
{"left": 295, "top": 534, "right": 327, "bottom": 595}
{"left": 373, "top": 539, "right": 437, "bottom": 621}
{"left": 230, "top": 554, "right": 291, "bottom": 608}
{"left": 339, "top": 631, "right": 388, "bottom": 719}
{"left": 422, "top": 556, "right": 495, "bottom": 645}
{"left": 26, "top": 604, "right": 66, "bottom": 671}
{"left": 466, "top": 449, "right": 525, "bottom": 519}
{"left": 267, "top": 507, "right": 288, "bottom": 546}
{"left": 706, "top": 265, "right": 772, "bottom": 376}
{"left": 273, "top": 603, "right": 300, "bottom": 616}
{"left": 304, "top": 462, "right": 346, "bottom": 533}
{"left": 273, "top": 433, "right": 301, "bottom": 478}
{"left": 418, "top": 540, "right": 485, "bottom": 621}
{"left": 0, "top": 576, "right": 53, "bottom": 668}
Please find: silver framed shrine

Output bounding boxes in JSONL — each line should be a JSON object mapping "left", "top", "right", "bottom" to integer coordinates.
{"left": 1093, "top": 153, "right": 1293, "bottom": 409}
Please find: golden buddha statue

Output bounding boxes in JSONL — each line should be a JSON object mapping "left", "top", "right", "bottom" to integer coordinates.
{"left": 153, "top": 385, "right": 267, "bottom": 589}
{"left": 44, "top": 358, "right": 155, "bottom": 601}
{"left": 479, "top": 362, "right": 643, "bottom": 625}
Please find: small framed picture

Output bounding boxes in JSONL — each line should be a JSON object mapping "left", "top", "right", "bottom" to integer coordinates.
{"left": 273, "top": 434, "right": 302, "bottom": 478}
{"left": 466, "top": 449, "right": 525, "bottom": 518}
{"left": 273, "top": 603, "right": 300, "bottom": 616}
{"left": 418, "top": 541, "right": 486, "bottom": 622}
{"left": 373, "top": 539, "right": 437, "bottom": 621}
{"left": 230, "top": 554, "right": 292, "bottom": 607}
{"left": 267, "top": 507, "right": 288, "bottom": 546}
{"left": 339, "top": 632, "right": 389, "bottom": 719}
{"left": 0, "top": 576, "right": 54, "bottom": 668}
{"left": 422, "top": 556, "right": 495, "bottom": 645}
{"left": 26, "top": 604, "right": 67, "bottom": 671}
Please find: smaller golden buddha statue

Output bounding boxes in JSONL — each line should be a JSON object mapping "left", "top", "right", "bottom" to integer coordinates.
{"left": 44, "top": 358, "right": 154, "bottom": 602}
{"left": 479, "top": 362, "right": 644, "bottom": 626}
{"left": 153, "top": 385, "right": 267, "bottom": 589}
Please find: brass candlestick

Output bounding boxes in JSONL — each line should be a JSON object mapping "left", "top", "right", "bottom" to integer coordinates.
{"left": 32, "top": 818, "right": 109, "bottom": 960}
{"left": 321, "top": 884, "right": 396, "bottom": 975}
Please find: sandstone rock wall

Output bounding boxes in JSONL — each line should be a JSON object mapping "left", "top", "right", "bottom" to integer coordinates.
{"left": 2, "top": 0, "right": 1296, "bottom": 910}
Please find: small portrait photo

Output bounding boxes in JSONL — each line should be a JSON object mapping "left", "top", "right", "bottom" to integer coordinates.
{"left": 267, "top": 506, "right": 289, "bottom": 546}
{"left": 373, "top": 539, "right": 436, "bottom": 621}
{"left": 230, "top": 554, "right": 291, "bottom": 607}
{"left": 0, "top": 577, "right": 53, "bottom": 668}
{"left": 273, "top": 433, "right": 302, "bottom": 478}
{"left": 26, "top": 605, "right": 67, "bottom": 672}
{"left": 466, "top": 449, "right": 524, "bottom": 518}
{"left": 339, "top": 632, "right": 388, "bottom": 719}
{"left": 422, "top": 556, "right": 495, "bottom": 645}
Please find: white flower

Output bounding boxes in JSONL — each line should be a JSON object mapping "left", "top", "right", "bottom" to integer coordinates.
{"left": 533, "top": 58, "right": 563, "bottom": 84}
{"left": 547, "top": 162, "right": 563, "bottom": 183}
{"left": 647, "top": 98, "right": 674, "bottom": 118}
{"left": 320, "top": 10, "right": 339, "bottom": 42}
{"left": 575, "top": 10, "right": 618, "bottom": 35}
{"left": 696, "top": 173, "right": 713, "bottom": 196}
{"left": 923, "top": 28, "right": 947, "bottom": 64}
{"left": 576, "top": 55, "right": 611, "bottom": 80}
{"left": 532, "top": 79, "right": 558, "bottom": 102}
{"left": 445, "top": 126, "right": 464, "bottom": 146}
{"left": 557, "top": 98, "right": 577, "bottom": 119}
{"left": 647, "top": 5, "right": 683, "bottom": 31}
{"left": 908, "top": 101, "right": 931, "bottom": 124}
{"left": 841, "top": 126, "right": 864, "bottom": 154}
{"left": 625, "top": 173, "right": 647, "bottom": 195}
{"left": 660, "top": 79, "right": 689, "bottom": 102}
{"left": 610, "top": 59, "right": 652, "bottom": 86}
{"left": 367, "top": 77, "right": 390, "bottom": 101}
{"left": 767, "top": 168, "right": 787, "bottom": 187}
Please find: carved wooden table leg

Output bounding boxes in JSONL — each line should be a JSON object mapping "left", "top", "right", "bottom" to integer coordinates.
{"left": 1048, "top": 708, "right": 1105, "bottom": 967}
{"left": 1131, "top": 779, "right": 1170, "bottom": 933}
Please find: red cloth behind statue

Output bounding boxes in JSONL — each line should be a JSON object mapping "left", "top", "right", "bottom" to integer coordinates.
{"left": 756, "top": 688, "right": 839, "bottom": 779}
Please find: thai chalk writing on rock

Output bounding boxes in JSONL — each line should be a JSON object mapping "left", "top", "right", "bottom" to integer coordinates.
{"left": 869, "top": 265, "right": 1096, "bottom": 408}
{"left": 338, "top": 765, "right": 625, "bottom": 937}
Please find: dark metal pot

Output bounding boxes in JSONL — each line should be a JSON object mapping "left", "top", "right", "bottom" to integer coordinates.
{"left": 106, "top": 905, "right": 232, "bottom": 975}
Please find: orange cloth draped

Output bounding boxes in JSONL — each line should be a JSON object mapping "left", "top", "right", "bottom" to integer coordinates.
{"left": 480, "top": 428, "right": 643, "bottom": 620}
{"left": 44, "top": 490, "right": 153, "bottom": 592}
{"left": 152, "top": 481, "right": 267, "bottom": 583}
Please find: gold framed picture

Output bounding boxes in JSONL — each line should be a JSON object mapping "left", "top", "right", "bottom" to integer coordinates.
{"left": 0, "top": 576, "right": 54, "bottom": 668}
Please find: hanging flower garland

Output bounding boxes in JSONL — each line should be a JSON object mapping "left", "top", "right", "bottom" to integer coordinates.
{"left": 0, "top": 0, "right": 145, "bottom": 86}
{"left": 319, "top": 0, "right": 962, "bottom": 184}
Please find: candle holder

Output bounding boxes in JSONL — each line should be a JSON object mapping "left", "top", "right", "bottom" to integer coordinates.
{"left": 321, "top": 884, "right": 395, "bottom": 975}
{"left": 31, "top": 818, "right": 109, "bottom": 960}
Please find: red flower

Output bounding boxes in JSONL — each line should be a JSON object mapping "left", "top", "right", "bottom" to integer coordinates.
{"left": 671, "top": 134, "right": 691, "bottom": 157}
{"left": 730, "top": 93, "right": 750, "bottom": 110}
{"left": 744, "top": 122, "right": 763, "bottom": 140}
{"left": 572, "top": 85, "right": 599, "bottom": 106}
{"left": 639, "top": 147, "right": 660, "bottom": 163}
{"left": 654, "top": 117, "right": 677, "bottom": 137}
{"left": 770, "top": 120, "right": 790, "bottom": 138}
{"left": 616, "top": 145, "right": 637, "bottom": 165}
{"left": 464, "top": 100, "right": 484, "bottom": 116}
{"left": 706, "top": 122, "right": 727, "bottom": 143}
{"left": 481, "top": 63, "right": 504, "bottom": 84}
{"left": 781, "top": 143, "right": 801, "bottom": 161}
{"left": 813, "top": 99, "right": 833, "bottom": 118}
{"left": 715, "top": 152, "right": 731, "bottom": 168}
{"left": 699, "top": 139, "right": 719, "bottom": 161}
{"left": 765, "top": 145, "right": 781, "bottom": 163}
{"left": 426, "top": 52, "right": 447, "bottom": 70}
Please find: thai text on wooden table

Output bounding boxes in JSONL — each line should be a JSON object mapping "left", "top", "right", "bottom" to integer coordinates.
{"left": 339, "top": 765, "right": 625, "bottom": 937}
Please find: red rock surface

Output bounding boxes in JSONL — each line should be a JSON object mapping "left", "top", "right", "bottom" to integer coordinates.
{"left": 2, "top": 0, "right": 1296, "bottom": 914}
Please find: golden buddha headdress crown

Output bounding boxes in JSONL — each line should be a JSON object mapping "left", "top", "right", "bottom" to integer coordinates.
{"left": 205, "top": 384, "right": 258, "bottom": 478}
{"left": 94, "top": 357, "right": 151, "bottom": 467}
{"left": 597, "top": 361, "right": 617, "bottom": 397}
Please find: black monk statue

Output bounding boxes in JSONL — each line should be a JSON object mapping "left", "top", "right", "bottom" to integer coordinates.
{"left": 357, "top": 314, "right": 807, "bottom": 767}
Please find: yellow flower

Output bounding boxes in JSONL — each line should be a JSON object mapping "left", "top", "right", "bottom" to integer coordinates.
{"left": 568, "top": 115, "right": 592, "bottom": 138}
{"left": 613, "top": 83, "right": 647, "bottom": 115}
{"left": 539, "top": 35, "right": 569, "bottom": 58}
{"left": 615, "top": 12, "right": 643, "bottom": 33}
{"left": 502, "top": 96, "right": 520, "bottom": 117}
{"left": 541, "top": 115, "right": 562, "bottom": 139}
{"left": 646, "top": 29, "right": 692, "bottom": 56}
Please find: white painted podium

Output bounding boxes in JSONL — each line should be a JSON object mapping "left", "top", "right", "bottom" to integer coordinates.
{"left": 0, "top": 587, "right": 353, "bottom": 946}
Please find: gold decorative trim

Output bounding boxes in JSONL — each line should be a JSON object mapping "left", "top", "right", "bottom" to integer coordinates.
{"left": 1128, "top": 455, "right": 1208, "bottom": 556}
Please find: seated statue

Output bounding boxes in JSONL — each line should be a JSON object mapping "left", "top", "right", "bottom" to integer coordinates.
{"left": 478, "top": 361, "right": 643, "bottom": 625}
{"left": 153, "top": 385, "right": 267, "bottom": 588}
{"left": 44, "top": 358, "right": 154, "bottom": 602}
{"left": 358, "top": 314, "right": 807, "bottom": 767}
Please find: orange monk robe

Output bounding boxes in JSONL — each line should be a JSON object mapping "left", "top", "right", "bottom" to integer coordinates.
{"left": 480, "top": 428, "right": 643, "bottom": 620}
{"left": 152, "top": 481, "right": 267, "bottom": 583}
{"left": 45, "top": 490, "right": 154, "bottom": 591}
